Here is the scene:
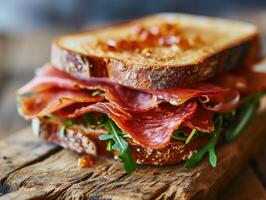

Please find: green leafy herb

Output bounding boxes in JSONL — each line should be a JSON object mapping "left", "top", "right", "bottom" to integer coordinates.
{"left": 184, "top": 115, "right": 223, "bottom": 168}
{"left": 172, "top": 133, "right": 186, "bottom": 141}
{"left": 85, "top": 113, "right": 96, "bottom": 126}
{"left": 92, "top": 90, "right": 102, "bottom": 97}
{"left": 224, "top": 92, "right": 264, "bottom": 142}
{"left": 106, "top": 140, "right": 115, "bottom": 151}
{"left": 172, "top": 128, "right": 199, "bottom": 144}
{"left": 172, "top": 128, "right": 187, "bottom": 141}
{"left": 185, "top": 129, "right": 197, "bottom": 144}
{"left": 119, "top": 148, "right": 136, "bottom": 173}
{"left": 64, "top": 119, "right": 74, "bottom": 127}
{"left": 43, "top": 115, "right": 58, "bottom": 121}
{"left": 98, "top": 117, "right": 136, "bottom": 173}
{"left": 59, "top": 127, "right": 66, "bottom": 139}
{"left": 59, "top": 119, "right": 74, "bottom": 139}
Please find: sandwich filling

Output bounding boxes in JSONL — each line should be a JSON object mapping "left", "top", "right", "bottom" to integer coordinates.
{"left": 17, "top": 64, "right": 266, "bottom": 173}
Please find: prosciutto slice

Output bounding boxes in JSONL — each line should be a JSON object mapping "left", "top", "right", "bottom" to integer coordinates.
{"left": 18, "top": 64, "right": 239, "bottom": 113}
{"left": 16, "top": 64, "right": 248, "bottom": 149}
{"left": 213, "top": 68, "right": 266, "bottom": 94}
{"left": 17, "top": 88, "right": 104, "bottom": 119}
{"left": 183, "top": 105, "right": 215, "bottom": 133}
{"left": 56, "top": 101, "right": 197, "bottom": 148}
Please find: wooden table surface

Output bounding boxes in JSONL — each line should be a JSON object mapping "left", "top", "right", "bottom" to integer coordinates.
{"left": 0, "top": 116, "right": 265, "bottom": 199}
{"left": 0, "top": 12, "right": 266, "bottom": 199}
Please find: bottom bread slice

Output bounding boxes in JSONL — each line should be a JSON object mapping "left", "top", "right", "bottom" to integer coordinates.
{"left": 33, "top": 118, "right": 210, "bottom": 165}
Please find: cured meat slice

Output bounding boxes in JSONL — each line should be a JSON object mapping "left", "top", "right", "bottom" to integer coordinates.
{"left": 56, "top": 101, "right": 197, "bottom": 149}
{"left": 18, "top": 64, "right": 239, "bottom": 113}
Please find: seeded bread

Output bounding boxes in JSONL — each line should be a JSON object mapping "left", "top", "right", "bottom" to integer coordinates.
{"left": 35, "top": 118, "right": 210, "bottom": 165}
{"left": 51, "top": 13, "right": 260, "bottom": 89}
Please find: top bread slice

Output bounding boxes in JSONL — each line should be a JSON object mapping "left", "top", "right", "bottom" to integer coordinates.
{"left": 51, "top": 13, "right": 260, "bottom": 89}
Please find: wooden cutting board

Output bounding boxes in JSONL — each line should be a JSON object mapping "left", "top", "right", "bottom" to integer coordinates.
{"left": 0, "top": 100, "right": 266, "bottom": 200}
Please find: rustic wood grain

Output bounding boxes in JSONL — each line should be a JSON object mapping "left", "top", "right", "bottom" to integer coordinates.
{"left": 0, "top": 128, "right": 59, "bottom": 185}
{"left": 219, "top": 166, "right": 266, "bottom": 200}
{"left": 0, "top": 103, "right": 266, "bottom": 200}
{"left": 252, "top": 146, "right": 266, "bottom": 187}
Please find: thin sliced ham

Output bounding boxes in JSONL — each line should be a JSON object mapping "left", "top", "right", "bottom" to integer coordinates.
{"left": 18, "top": 64, "right": 239, "bottom": 113}
{"left": 56, "top": 101, "right": 197, "bottom": 149}
{"left": 183, "top": 105, "right": 215, "bottom": 132}
{"left": 18, "top": 65, "right": 157, "bottom": 112}
{"left": 199, "top": 89, "right": 240, "bottom": 113}
{"left": 17, "top": 64, "right": 251, "bottom": 149}
{"left": 17, "top": 88, "right": 104, "bottom": 119}
{"left": 213, "top": 68, "right": 266, "bottom": 94}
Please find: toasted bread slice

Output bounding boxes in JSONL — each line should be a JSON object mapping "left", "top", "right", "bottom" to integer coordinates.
{"left": 51, "top": 13, "right": 260, "bottom": 89}
{"left": 34, "top": 118, "right": 210, "bottom": 165}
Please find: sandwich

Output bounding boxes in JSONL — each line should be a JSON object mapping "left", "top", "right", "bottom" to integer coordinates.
{"left": 16, "top": 13, "right": 266, "bottom": 173}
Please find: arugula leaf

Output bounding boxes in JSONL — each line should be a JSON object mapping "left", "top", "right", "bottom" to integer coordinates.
{"left": 172, "top": 133, "right": 186, "bottom": 141}
{"left": 119, "top": 148, "right": 136, "bottom": 173}
{"left": 107, "top": 119, "right": 128, "bottom": 153}
{"left": 59, "top": 119, "right": 74, "bottom": 139}
{"left": 184, "top": 115, "right": 223, "bottom": 168}
{"left": 209, "top": 148, "right": 217, "bottom": 167}
{"left": 224, "top": 92, "right": 264, "bottom": 142}
{"left": 98, "top": 134, "right": 113, "bottom": 140}
{"left": 85, "top": 113, "right": 96, "bottom": 126}
{"left": 91, "top": 90, "right": 103, "bottom": 97}
{"left": 185, "top": 129, "right": 197, "bottom": 144}
{"left": 43, "top": 114, "right": 58, "bottom": 120}
{"left": 172, "top": 128, "right": 199, "bottom": 143}
{"left": 98, "top": 117, "right": 136, "bottom": 173}
{"left": 172, "top": 128, "right": 187, "bottom": 141}
{"left": 106, "top": 140, "right": 115, "bottom": 151}
{"left": 59, "top": 127, "right": 65, "bottom": 139}
{"left": 64, "top": 119, "right": 74, "bottom": 127}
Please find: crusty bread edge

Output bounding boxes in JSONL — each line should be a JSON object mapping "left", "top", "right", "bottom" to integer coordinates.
{"left": 34, "top": 118, "right": 210, "bottom": 165}
{"left": 51, "top": 13, "right": 261, "bottom": 89}
{"left": 51, "top": 33, "right": 260, "bottom": 89}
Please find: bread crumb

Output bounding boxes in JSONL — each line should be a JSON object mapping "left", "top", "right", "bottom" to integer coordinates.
{"left": 78, "top": 154, "right": 94, "bottom": 168}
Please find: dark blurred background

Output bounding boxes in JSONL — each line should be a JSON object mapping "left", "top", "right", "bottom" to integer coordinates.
{"left": 0, "top": 0, "right": 266, "bottom": 138}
